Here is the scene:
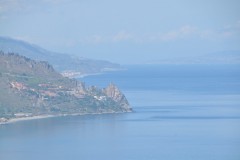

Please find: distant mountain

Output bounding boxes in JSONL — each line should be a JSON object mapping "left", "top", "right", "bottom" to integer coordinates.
{"left": 147, "top": 51, "right": 240, "bottom": 64}
{"left": 0, "top": 36, "right": 122, "bottom": 76}
{"left": 0, "top": 52, "right": 131, "bottom": 123}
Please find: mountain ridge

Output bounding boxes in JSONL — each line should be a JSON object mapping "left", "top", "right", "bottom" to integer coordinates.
{"left": 0, "top": 36, "right": 122, "bottom": 76}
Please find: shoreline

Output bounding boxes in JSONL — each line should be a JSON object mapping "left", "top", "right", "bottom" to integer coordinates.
{"left": 61, "top": 68, "right": 127, "bottom": 79}
{"left": 0, "top": 111, "right": 132, "bottom": 125}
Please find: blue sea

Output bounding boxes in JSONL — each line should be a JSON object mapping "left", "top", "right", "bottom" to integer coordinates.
{"left": 1, "top": 64, "right": 240, "bottom": 160}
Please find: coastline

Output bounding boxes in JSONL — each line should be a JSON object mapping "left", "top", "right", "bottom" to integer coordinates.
{"left": 0, "top": 110, "right": 132, "bottom": 125}
{"left": 61, "top": 67, "right": 127, "bottom": 79}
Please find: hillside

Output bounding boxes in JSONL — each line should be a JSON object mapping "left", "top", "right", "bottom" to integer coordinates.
{"left": 0, "top": 52, "right": 131, "bottom": 123}
{"left": 0, "top": 36, "right": 122, "bottom": 76}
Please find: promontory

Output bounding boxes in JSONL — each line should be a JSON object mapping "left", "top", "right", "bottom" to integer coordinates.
{"left": 0, "top": 52, "right": 132, "bottom": 123}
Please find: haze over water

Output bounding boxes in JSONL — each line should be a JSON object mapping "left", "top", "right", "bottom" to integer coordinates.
{"left": 0, "top": 64, "right": 240, "bottom": 160}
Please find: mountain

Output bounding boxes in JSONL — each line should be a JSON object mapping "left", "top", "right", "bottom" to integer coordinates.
{"left": 0, "top": 36, "right": 122, "bottom": 76}
{"left": 147, "top": 51, "right": 240, "bottom": 64}
{"left": 0, "top": 52, "right": 131, "bottom": 123}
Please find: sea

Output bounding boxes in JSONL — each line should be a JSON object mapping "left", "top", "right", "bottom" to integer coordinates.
{"left": 0, "top": 64, "right": 240, "bottom": 160}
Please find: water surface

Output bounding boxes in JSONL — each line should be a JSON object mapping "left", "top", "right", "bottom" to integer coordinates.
{"left": 1, "top": 64, "right": 240, "bottom": 160}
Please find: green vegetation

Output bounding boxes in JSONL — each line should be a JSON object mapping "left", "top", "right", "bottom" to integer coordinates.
{"left": 0, "top": 52, "right": 131, "bottom": 123}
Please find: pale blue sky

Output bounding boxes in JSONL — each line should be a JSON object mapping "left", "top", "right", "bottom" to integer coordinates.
{"left": 0, "top": 0, "right": 240, "bottom": 63}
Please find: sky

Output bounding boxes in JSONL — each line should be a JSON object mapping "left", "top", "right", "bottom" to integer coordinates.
{"left": 0, "top": 0, "right": 240, "bottom": 64}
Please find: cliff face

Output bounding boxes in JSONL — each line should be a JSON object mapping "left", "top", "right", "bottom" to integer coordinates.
{"left": 104, "top": 83, "right": 131, "bottom": 111}
{"left": 0, "top": 52, "right": 132, "bottom": 122}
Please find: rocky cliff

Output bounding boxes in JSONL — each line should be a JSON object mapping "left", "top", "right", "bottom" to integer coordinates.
{"left": 0, "top": 52, "right": 132, "bottom": 123}
{"left": 103, "top": 83, "right": 131, "bottom": 110}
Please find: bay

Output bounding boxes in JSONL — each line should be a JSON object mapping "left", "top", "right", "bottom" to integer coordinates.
{"left": 0, "top": 64, "right": 240, "bottom": 160}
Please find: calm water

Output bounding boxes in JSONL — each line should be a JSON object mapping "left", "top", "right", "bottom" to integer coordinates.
{"left": 1, "top": 64, "right": 240, "bottom": 160}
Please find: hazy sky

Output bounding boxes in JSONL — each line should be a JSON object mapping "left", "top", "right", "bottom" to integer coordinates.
{"left": 0, "top": 0, "right": 240, "bottom": 63}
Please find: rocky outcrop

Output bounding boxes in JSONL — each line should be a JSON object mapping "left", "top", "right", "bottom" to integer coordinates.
{"left": 0, "top": 52, "right": 59, "bottom": 78}
{"left": 0, "top": 52, "right": 132, "bottom": 122}
{"left": 103, "top": 83, "right": 132, "bottom": 111}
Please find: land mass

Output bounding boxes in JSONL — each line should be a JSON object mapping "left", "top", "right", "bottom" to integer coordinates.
{"left": 0, "top": 36, "right": 123, "bottom": 77}
{"left": 0, "top": 52, "right": 132, "bottom": 124}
